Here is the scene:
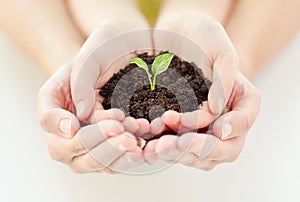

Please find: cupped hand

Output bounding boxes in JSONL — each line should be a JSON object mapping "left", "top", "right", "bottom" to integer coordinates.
{"left": 151, "top": 11, "right": 239, "bottom": 133}
{"left": 144, "top": 72, "right": 260, "bottom": 170}
{"left": 38, "top": 64, "right": 144, "bottom": 174}
{"left": 70, "top": 19, "right": 153, "bottom": 123}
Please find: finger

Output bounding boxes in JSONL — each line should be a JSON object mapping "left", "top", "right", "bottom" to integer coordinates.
{"left": 47, "top": 120, "right": 126, "bottom": 165}
{"left": 177, "top": 152, "right": 199, "bottom": 165}
{"left": 109, "top": 147, "right": 144, "bottom": 172}
{"left": 122, "top": 117, "right": 140, "bottom": 134}
{"left": 180, "top": 102, "right": 214, "bottom": 130}
{"left": 135, "top": 118, "right": 151, "bottom": 137}
{"left": 102, "top": 168, "right": 120, "bottom": 175}
{"left": 150, "top": 117, "right": 168, "bottom": 135}
{"left": 155, "top": 135, "right": 182, "bottom": 162}
{"left": 46, "top": 133, "right": 77, "bottom": 164}
{"left": 38, "top": 64, "right": 80, "bottom": 138}
{"left": 161, "top": 110, "right": 181, "bottom": 131}
{"left": 174, "top": 146, "right": 218, "bottom": 171}
{"left": 185, "top": 20, "right": 239, "bottom": 115}
{"left": 71, "top": 28, "right": 153, "bottom": 120}
{"left": 40, "top": 108, "right": 80, "bottom": 138}
{"left": 88, "top": 132, "right": 138, "bottom": 168}
{"left": 70, "top": 153, "right": 106, "bottom": 174}
{"left": 184, "top": 160, "right": 218, "bottom": 171}
{"left": 89, "top": 108, "right": 126, "bottom": 124}
{"left": 77, "top": 120, "right": 125, "bottom": 151}
{"left": 143, "top": 139, "right": 159, "bottom": 164}
{"left": 177, "top": 132, "right": 219, "bottom": 160}
{"left": 206, "top": 136, "right": 246, "bottom": 162}
{"left": 213, "top": 76, "right": 261, "bottom": 140}
{"left": 71, "top": 132, "right": 138, "bottom": 173}
{"left": 207, "top": 32, "right": 239, "bottom": 114}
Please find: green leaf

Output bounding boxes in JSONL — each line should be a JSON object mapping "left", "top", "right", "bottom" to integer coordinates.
{"left": 129, "top": 57, "right": 151, "bottom": 76}
{"left": 151, "top": 53, "right": 174, "bottom": 76}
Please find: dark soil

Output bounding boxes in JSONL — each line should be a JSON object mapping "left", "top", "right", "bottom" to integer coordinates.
{"left": 99, "top": 52, "right": 212, "bottom": 141}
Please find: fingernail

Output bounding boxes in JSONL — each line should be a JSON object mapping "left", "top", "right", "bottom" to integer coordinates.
{"left": 218, "top": 97, "right": 225, "bottom": 114}
{"left": 60, "top": 119, "right": 71, "bottom": 137}
{"left": 76, "top": 101, "right": 85, "bottom": 117}
{"left": 222, "top": 123, "right": 232, "bottom": 139}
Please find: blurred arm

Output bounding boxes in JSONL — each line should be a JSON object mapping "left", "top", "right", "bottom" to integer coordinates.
{"left": 225, "top": 0, "right": 300, "bottom": 78}
{"left": 0, "top": 0, "right": 84, "bottom": 75}
{"left": 67, "top": 0, "right": 150, "bottom": 37}
{"left": 157, "top": 0, "right": 300, "bottom": 78}
{"left": 158, "top": 0, "right": 235, "bottom": 24}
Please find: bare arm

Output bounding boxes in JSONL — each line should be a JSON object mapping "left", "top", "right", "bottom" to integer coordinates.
{"left": 158, "top": 0, "right": 236, "bottom": 25}
{"left": 157, "top": 0, "right": 300, "bottom": 78}
{"left": 67, "top": 0, "right": 150, "bottom": 37}
{"left": 0, "top": 0, "right": 84, "bottom": 75}
{"left": 0, "top": 0, "right": 149, "bottom": 75}
{"left": 225, "top": 0, "right": 300, "bottom": 78}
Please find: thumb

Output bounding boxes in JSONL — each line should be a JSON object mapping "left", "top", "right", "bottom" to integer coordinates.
{"left": 39, "top": 108, "right": 80, "bottom": 138}
{"left": 71, "top": 28, "right": 153, "bottom": 121}
{"left": 71, "top": 56, "right": 98, "bottom": 120}
{"left": 38, "top": 64, "right": 80, "bottom": 137}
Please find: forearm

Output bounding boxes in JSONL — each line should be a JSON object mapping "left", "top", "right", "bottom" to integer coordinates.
{"left": 67, "top": 0, "right": 150, "bottom": 37}
{"left": 0, "top": 0, "right": 84, "bottom": 75}
{"left": 158, "top": 0, "right": 235, "bottom": 25}
{"left": 225, "top": 0, "right": 300, "bottom": 78}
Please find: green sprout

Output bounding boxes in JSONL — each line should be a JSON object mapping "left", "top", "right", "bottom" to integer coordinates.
{"left": 129, "top": 53, "right": 174, "bottom": 91}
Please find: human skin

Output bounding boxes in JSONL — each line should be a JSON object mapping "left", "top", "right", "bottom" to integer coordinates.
{"left": 38, "top": 64, "right": 144, "bottom": 173}
{"left": 143, "top": 1, "right": 259, "bottom": 170}
{"left": 144, "top": 0, "right": 300, "bottom": 170}
{"left": 1, "top": 0, "right": 299, "bottom": 172}
{"left": 1, "top": 0, "right": 151, "bottom": 173}
{"left": 0, "top": 0, "right": 84, "bottom": 74}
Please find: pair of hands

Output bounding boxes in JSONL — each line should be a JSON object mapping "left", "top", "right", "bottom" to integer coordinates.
{"left": 38, "top": 12, "right": 260, "bottom": 173}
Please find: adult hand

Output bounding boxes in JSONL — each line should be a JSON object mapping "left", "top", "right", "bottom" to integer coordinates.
{"left": 151, "top": 11, "right": 239, "bottom": 134}
{"left": 38, "top": 65, "right": 143, "bottom": 174}
{"left": 70, "top": 20, "right": 153, "bottom": 124}
{"left": 144, "top": 72, "right": 260, "bottom": 170}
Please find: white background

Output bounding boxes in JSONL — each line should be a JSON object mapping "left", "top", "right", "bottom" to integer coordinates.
{"left": 0, "top": 29, "right": 299, "bottom": 202}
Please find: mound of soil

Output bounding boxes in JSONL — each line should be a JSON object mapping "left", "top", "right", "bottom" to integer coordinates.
{"left": 99, "top": 52, "right": 212, "bottom": 141}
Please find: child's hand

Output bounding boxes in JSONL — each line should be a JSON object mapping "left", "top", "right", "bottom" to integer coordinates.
{"left": 38, "top": 64, "right": 143, "bottom": 173}
{"left": 144, "top": 72, "right": 260, "bottom": 170}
